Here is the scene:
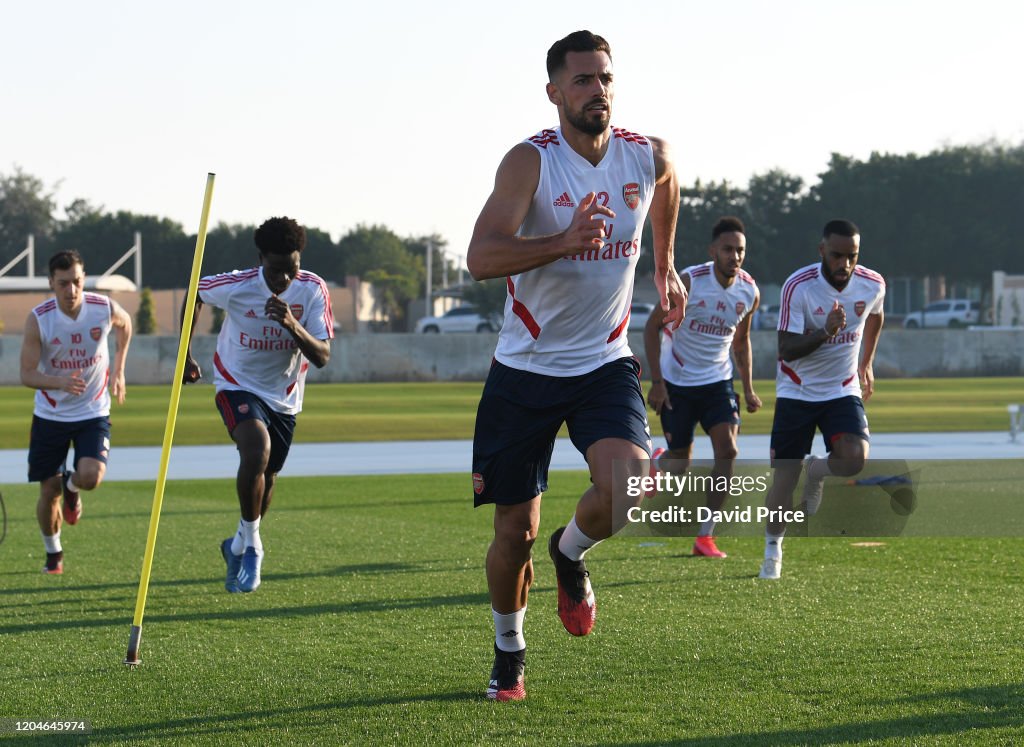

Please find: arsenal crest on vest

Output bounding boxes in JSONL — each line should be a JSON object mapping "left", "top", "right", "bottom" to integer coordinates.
{"left": 622, "top": 183, "right": 640, "bottom": 210}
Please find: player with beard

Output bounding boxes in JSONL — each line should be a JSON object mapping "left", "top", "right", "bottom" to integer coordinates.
{"left": 467, "top": 30, "right": 687, "bottom": 701}
{"left": 758, "top": 219, "right": 885, "bottom": 579}
{"left": 644, "top": 216, "right": 761, "bottom": 558}
{"left": 21, "top": 250, "right": 133, "bottom": 574}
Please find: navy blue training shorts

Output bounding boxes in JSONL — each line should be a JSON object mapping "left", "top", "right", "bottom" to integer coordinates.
{"left": 28, "top": 415, "right": 111, "bottom": 482}
{"left": 471, "top": 356, "right": 652, "bottom": 506}
{"left": 215, "top": 390, "right": 297, "bottom": 474}
{"left": 659, "top": 378, "right": 741, "bottom": 451}
{"left": 770, "top": 395, "right": 869, "bottom": 461}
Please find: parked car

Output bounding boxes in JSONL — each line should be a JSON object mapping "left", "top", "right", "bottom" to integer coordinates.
{"left": 628, "top": 302, "right": 655, "bottom": 331}
{"left": 903, "top": 300, "right": 980, "bottom": 329}
{"left": 415, "top": 305, "right": 498, "bottom": 333}
{"left": 754, "top": 304, "right": 781, "bottom": 331}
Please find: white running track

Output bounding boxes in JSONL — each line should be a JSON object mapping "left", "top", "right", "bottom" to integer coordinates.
{"left": 1, "top": 432, "right": 1020, "bottom": 483}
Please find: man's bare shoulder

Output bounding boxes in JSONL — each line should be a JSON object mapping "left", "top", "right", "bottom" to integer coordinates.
{"left": 23, "top": 310, "right": 40, "bottom": 335}
{"left": 497, "top": 142, "right": 541, "bottom": 178}
{"left": 646, "top": 135, "right": 674, "bottom": 181}
{"left": 486, "top": 142, "right": 542, "bottom": 204}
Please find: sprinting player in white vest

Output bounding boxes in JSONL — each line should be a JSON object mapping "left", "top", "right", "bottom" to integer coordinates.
{"left": 21, "top": 250, "right": 133, "bottom": 574}
{"left": 183, "top": 217, "right": 333, "bottom": 594}
{"left": 759, "top": 219, "right": 885, "bottom": 580}
{"left": 467, "top": 30, "right": 687, "bottom": 701}
{"left": 644, "top": 216, "right": 762, "bottom": 559}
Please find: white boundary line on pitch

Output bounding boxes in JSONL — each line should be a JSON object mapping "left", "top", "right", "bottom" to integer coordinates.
{"left": 1, "top": 432, "right": 1021, "bottom": 483}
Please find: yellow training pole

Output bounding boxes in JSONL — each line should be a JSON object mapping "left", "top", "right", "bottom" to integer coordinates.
{"left": 124, "top": 173, "right": 215, "bottom": 667}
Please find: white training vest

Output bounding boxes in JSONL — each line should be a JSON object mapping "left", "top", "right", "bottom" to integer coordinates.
{"left": 776, "top": 263, "right": 886, "bottom": 401}
{"left": 660, "top": 262, "right": 759, "bottom": 387}
{"left": 198, "top": 267, "right": 334, "bottom": 415}
{"left": 32, "top": 292, "right": 113, "bottom": 421}
{"left": 493, "top": 126, "right": 657, "bottom": 376}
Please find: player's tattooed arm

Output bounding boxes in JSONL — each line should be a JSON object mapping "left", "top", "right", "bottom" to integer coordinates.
{"left": 778, "top": 329, "right": 831, "bottom": 361}
{"left": 778, "top": 301, "right": 846, "bottom": 361}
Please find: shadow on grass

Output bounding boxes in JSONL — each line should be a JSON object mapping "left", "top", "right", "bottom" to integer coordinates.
{"left": 13, "top": 692, "right": 479, "bottom": 745}
{"left": 0, "top": 561, "right": 428, "bottom": 598}
{"left": 81, "top": 691, "right": 480, "bottom": 743}
{"left": 0, "top": 580, "right": 641, "bottom": 636}
{"left": 0, "top": 591, "right": 487, "bottom": 636}
{"left": 604, "top": 683, "right": 1024, "bottom": 746}
{"left": 47, "top": 494, "right": 471, "bottom": 523}
{"left": 37, "top": 683, "right": 1024, "bottom": 745}
{"left": 2, "top": 561, "right": 437, "bottom": 610}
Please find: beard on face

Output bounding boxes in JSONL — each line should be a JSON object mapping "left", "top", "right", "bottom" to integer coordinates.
{"left": 821, "top": 261, "right": 851, "bottom": 289}
{"left": 715, "top": 256, "right": 739, "bottom": 277}
{"left": 566, "top": 103, "right": 610, "bottom": 136}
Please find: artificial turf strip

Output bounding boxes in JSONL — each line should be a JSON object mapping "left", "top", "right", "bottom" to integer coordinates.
{"left": 0, "top": 473, "right": 1021, "bottom": 745}
{"left": 0, "top": 376, "right": 1022, "bottom": 449}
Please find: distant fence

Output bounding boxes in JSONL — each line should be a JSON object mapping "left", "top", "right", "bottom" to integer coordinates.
{"left": 0, "top": 329, "right": 1022, "bottom": 385}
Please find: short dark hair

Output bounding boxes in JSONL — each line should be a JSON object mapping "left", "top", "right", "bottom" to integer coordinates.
{"left": 823, "top": 219, "right": 860, "bottom": 238}
{"left": 712, "top": 216, "right": 745, "bottom": 240}
{"left": 48, "top": 250, "right": 84, "bottom": 277}
{"left": 547, "top": 30, "right": 611, "bottom": 79}
{"left": 254, "top": 217, "right": 306, "bottom": 256}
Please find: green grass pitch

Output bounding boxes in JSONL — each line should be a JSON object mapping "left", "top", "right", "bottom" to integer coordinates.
{"left": 1, "top": 378, "right": 1023, "bottom": 743}
{"left": 0, "top": 376, "right": 1021, "bottom": 448}
{"left": 0, "top": 472, "right": 1021, "bottom": 745}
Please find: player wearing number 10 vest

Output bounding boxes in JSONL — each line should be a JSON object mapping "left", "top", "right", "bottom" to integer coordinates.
{"left": 467, "top": 30, "right": 687, "bottom": 701}
{"left": 644, "top": 217, "right": 762, "bottom": 560}
{"left": 183, "top": 217, "right": 333, "bottom": 594}
{"left": 759, "top": 219, "right": 885, "bottom": 580}
{"left": 21, "top": 250, "right": 133, "bottom": 575}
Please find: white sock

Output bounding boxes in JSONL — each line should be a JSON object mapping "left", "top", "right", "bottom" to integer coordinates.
{"left": 808, "top": 456, "right": 834, "bottom": 481}
{"left": 765, "top": 531, "right": 785, "bottom": 560}
{"left": 42, "top": 531, "right": 62, "bottom": 554}
{"left": 558, "top": 517, "right": 601, "bottom": 561}
{"left": 699, "top": 518, "right": 717, "bottom": 537}
{"left": 66, "top": 474, "right": 82, "bottom": 493}
{"left": 230, "top": 520, "right": 244, "bottom": 555}
{"left": 240, "top": 517, "right": 263, "bottom": 553}
{"left": 493, "top": 607, "right": 527, "bottom": 652}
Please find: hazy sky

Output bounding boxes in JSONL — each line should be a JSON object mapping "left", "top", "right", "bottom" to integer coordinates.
{"left": 3, "top": 0, "right": 1022, "bottom": 272}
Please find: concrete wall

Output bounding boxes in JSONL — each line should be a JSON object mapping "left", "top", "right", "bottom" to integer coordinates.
{"left": 1, "top": 329, "right": 1022, "bottom": 385}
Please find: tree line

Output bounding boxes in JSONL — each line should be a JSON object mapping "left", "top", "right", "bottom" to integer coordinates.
{"left": 3, "top": 140, "right": 1023, "bottom": 326}
{"left": 650, "top": 141, "right": 1024, "bottom": 285}
{"left": 0, "top": 171, "right": 452, "bottom": 329}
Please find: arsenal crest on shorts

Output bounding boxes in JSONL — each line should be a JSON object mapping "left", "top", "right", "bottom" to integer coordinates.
{"left": 622, "top": 183, "right": 640, "bottom": 210}
{"left": 854, "top": 300, "right": 866, "bottom": 317}
{"left": 472, "top": 472, "right": 485, "bottom": 495}
{"left": 289, "top": 304, "right": 304, "bottom": 320}
{"left": 90, "top": 327, "right": 102, "bottom": 341}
